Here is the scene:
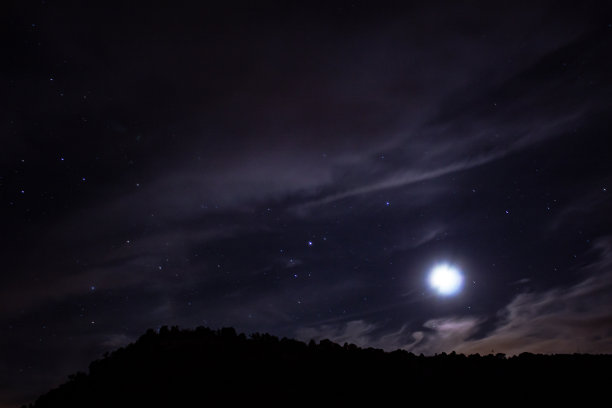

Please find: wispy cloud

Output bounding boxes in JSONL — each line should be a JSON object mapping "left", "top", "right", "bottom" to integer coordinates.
{"left": 0, "top": 226, "right": 243, "bottom": 316}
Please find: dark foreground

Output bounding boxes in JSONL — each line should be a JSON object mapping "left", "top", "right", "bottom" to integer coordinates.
{"left": 24, "top": 326, "right": 611, "bottom": 407}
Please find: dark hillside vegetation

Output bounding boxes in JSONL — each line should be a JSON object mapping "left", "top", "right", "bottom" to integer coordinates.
{"left": 24, "top": 326, "right": 611, "bottom": 407}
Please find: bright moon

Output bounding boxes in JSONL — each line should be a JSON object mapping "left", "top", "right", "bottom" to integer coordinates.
{"left": 429, "top": 264, "right": 464, "bottom": 296}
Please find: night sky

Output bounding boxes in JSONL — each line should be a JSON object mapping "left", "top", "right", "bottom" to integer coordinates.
{"left": 2, "top": 1, "right": 612, "bottom": 405}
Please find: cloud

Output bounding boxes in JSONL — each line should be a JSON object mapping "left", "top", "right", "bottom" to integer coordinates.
{"left": 439, "top": 238, "right": 612, "bottom": 355}
{"left": 0, "top": 226, "right": 243, "bottom": 316}
{"left": 299, "top": 237, "right": 612, "bottom": 355}
{"left": 295, "top": 103, "right": 584, "bottom": 213}
{"left": 289, "top": 26, "right": 597, "bottom": 214}
{"left": 549, "top": 187, "right": 611, "bottom": 231}
{"left": 100, "top": 333, "right": 135, "bottom": 349}
{"left": 296, "top": 320, "right": 384, "bottom": 348}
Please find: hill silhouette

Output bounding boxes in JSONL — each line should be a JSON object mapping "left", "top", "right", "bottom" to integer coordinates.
{"left": 23, "top": 326, "right": 611, "bottom": 407}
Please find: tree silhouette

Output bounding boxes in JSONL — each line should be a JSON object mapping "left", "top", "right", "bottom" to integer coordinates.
{"left": 23, "top": 326, "right": 611, "bottom": 407}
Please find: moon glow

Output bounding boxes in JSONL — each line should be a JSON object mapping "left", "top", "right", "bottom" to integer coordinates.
{"left": 429, "top": 264, "right": 464, "bottom": 296}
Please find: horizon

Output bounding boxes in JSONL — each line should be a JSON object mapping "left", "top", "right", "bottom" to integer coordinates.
{"left": 25, "top": 325, "right": 612, "bottom": 407}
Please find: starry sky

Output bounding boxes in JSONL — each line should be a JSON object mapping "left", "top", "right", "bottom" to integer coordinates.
{"left": 2, "top": 0, "right": 612, "bottom": 405}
